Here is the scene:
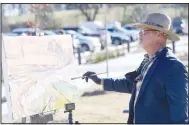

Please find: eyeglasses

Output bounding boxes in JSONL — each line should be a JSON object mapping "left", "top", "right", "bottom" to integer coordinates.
{"left": 140, "top": 29, "right": 159, "bottom": 34}
{"left": 140, "top": 29, "right": 167, "bottom": 36}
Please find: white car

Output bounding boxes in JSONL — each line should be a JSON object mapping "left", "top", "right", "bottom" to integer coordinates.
{"left": 123, "top": 25, "right": 140, "bottom": 41}
{"left": 2, "top": 33, "right": 19, "bottom": 36}
{"left": 108, "top": 25, "right": 138, "bottom": 42}
{"left": 65, "top": 30, "right": 101, "bottom": 52}
{"left": 79, "top": 21, "right": 112, "bottom": 49}
{"left": 107, "top": 21, "right": 139, "bottom": 42}
{"left": 107, "top": 28, "right": 131, "bottom": 45}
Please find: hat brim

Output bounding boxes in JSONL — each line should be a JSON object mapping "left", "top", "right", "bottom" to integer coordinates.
{"left": 132, "top": 23, "right": 180, "bottom": 41}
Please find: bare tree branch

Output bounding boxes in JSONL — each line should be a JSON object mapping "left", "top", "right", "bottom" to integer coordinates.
{"left": 66, "top": 4, "right": 102, "bottom": 21}
{"left": 29, "top": 4, "right": 60, "bottom": 29}
{"left": 131, "top": 4, "right": 161, "bottom": 23}
{"left": 120, "top": 4, "right": 132, "bottom": 24}
{"left": 78, "top": 4, "right": 91, "bottom": 21}
{"left": 92, "top": 4, "right": 101, "bottom": 21}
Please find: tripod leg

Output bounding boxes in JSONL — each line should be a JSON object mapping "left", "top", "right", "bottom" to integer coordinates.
{"left": 68, "top": 111, "right": 73, "bottom": 124}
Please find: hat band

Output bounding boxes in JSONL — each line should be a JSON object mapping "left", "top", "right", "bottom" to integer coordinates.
{"left": 143, "top": 22, "right": 164, "bottom": 28}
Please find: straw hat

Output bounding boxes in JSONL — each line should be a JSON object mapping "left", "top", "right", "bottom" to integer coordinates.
{"left": 132, "top": 13, "right": 180, "bottom": 41}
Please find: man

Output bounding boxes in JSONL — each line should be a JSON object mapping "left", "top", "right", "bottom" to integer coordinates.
{"left": 82, "top": 13, "right": 188, "bottom": 123}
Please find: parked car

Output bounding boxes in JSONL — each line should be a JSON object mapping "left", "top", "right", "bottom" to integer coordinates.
{"left": 107, "top": 21, "right": 139, "bottom": 42}
{"left": 63, "top": 26, "right": 112, "bottom": 50}
{"left": 172, "top": 17, "right": 188, "bottom": 35}
{"left": 62, "top": 26, "right": 95, "bottom": 35}
{"left": 62, "top": 27, "right": 79, "bottom": 32}
{"left": 12, "top": 28, "right": 40, "bottom": 36}
{"left": 65, "top": 30, "right": 101, "bottom": 52}
{"left": 108, "top": 25, "right": 138, "bottom": 42}
{"left": 2, "top": 33, "right": 19, "bottom": 36}
{"left": 107, "top": 28, "right": 130, "bottom": 45}
{"left": 52, "top": 29, "right": 66, "bottom": 35}
{"left": 79, "top": 21, "right": 112, "bottom": 49}
{"left": 123, "top": 25, "right": 140, "bottom": 40}
{"left": 41, "top": 30, "right": 57, "bottom": 35}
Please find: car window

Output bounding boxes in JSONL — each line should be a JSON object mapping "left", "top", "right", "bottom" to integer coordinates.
{"left": 115, "top": 27, "right": 125, "bottom": 33}
{"left": 79, "top": 27, "right": 94, "bottom": 34}
{"left": 107, "top": 28, "right": 114, "bottom": 32}
{"left": 125, "top": 27, "right": 131, "bottom": 30}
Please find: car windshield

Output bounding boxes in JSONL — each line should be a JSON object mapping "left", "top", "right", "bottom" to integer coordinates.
{"left": 116, "top": 26, "right": 126, "bottom": 33}
{"left": 79, "top": 26, "right": 94, "bottom": 34}
{"left": 73, "top": 32, "right": 84, "bottom": 38}
{"left": 67, "top": 30, "right": 84, "bottom": 38}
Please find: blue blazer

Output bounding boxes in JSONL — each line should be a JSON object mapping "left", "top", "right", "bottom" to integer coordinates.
{"left": 103, "top": 48, "right": 188, "bottom": 123}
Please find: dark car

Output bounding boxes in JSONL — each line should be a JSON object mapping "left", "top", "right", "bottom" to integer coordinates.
{"left": 123, "top": 25, "right": 140, "bottom": 31}
{"left": 172, "top": 17, "right": 188, "bottom": 35}
{"left": 62, "top": 27, "right": 80, "bottom": 32}
{"left": 62, "top": 27, "right": 111, "bottom": 50}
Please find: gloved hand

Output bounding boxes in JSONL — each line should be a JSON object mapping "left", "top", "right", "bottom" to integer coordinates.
{"left": 82, "top": 71, "right": 101, "bottom": 84}
{"left": 125, "top": 70, "right": 138, "bottom": 80}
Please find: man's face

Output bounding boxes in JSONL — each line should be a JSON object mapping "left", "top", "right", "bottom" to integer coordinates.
{"left": 139, "top": 28, "right": 161, "bottom": 49}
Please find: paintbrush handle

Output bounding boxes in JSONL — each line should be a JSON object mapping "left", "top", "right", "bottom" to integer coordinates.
{"left": 71, "top": 72, "right": 107, "bottom": 80}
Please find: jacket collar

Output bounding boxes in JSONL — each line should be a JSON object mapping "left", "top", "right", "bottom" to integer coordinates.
{"left": 144, "top": 46, "right": 171, "bottom": 61}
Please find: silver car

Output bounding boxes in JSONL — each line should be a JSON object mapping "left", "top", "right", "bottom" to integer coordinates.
{"left": 65, "top": 30, "right": 101, "bottom": 52}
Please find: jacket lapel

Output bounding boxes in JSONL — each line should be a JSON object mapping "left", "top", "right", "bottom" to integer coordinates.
{"left": 136, "top": 48, "right": 169, "bottom": 103}
{"left": 128, "top": 85, "right": 136, "bottom": 123}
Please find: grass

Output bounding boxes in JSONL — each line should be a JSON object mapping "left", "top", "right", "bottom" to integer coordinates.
{"left": 6, "top": 6, "right": 188, "bottom": 27}
{"left": 86, "top": 49, "right": 125, "bottom": 64}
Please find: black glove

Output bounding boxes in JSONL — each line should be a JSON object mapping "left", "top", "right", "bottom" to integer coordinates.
{"left": 125, "top": 70, "right": 138, "bottom": 80}
{"left": 82, "top": 71, "right": 101, "bottom": 84}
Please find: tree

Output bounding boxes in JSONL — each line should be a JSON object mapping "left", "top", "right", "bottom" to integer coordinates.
{"left": 29, "top": 4, "right": 59, "bottom": 29}
{"left": 2, "top": 4, "right": 10, "bottom": 32}
{"left": 119, "top": 4, "right": 132, "bottom": 25}
{"left": 66, "top": 4, "right": 103, "bottom": 21}
{"left": 131, "top": 4, "right": 161, "bottom": 23}
{"left": 175, "top": 4, "right": 188, "bottom": 18}
{"left": 11, "top": 4, "right": 16, "bottom": 10}
{"left": 54, "top": 4, "right": 63, "bottom": 11}
{"left": 18, "top": 4, "right": 26, "bottom": 15}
